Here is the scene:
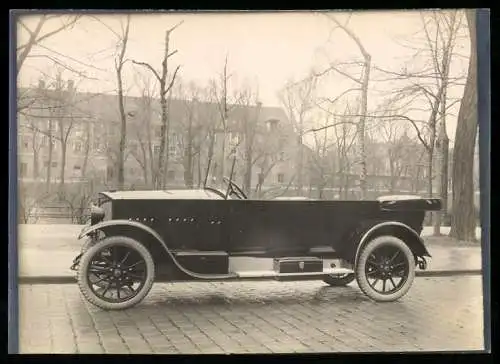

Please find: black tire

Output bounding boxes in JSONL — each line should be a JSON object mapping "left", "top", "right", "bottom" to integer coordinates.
{"left": 355, "top": 235, "right": 416, "bottom": 302}
{"left": 81, "top": 237, "right": 96, "bottom": 253}
{"left": 80, "top": 237, "right": 107, "bottom": 288}
{"left": 323, "top": 273, "right": 355, "bottom": 287}
{"left": 77, "top": 236, "right": 155, "bottom": 310}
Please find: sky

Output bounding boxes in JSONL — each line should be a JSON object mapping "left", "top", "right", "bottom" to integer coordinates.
{"left": 17, "top": 10, "right": 471, "bottom": 143}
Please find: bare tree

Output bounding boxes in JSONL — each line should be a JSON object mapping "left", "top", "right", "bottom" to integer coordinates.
{"left": 332, "top": 105, "right": 358, "bottom": 198}
{"left": 111, "top": 15, "right": 131, "bottom": 190}
{"left": 280, "top": 74, "right": 317, "bottom": 195}
{"left": 309, "top": 119, "right": 333, "bottom": 199}
{"left": 449, "top": 9, "right": 478, "bottom": 242}
{"left": 133, "top": 21, "right": 182, "bottom": 189}
{"left": 128, "top": 71, "right": 158, "bottom": 187}
{"left": 173, "top": 81, "right": 209, "bottom": 188}
{"left": 235, "top": 87, "right": 262, "bottom": 195}
{"left": 314, "top": 14, "right": 372, "bottom": 199}
{"left": 375, "top": 116, "right": 413, "bottom": 193}
{"left": 209, "top": 56, "right": 243, "bottom": 186}
{"left": 16, "top": 14, "right": 80, "bottom": 75}
{"left": 372, "top": 10, "right": 465, "bottom": 233}
{"left": 54, "top": 77, "right": 76, "bottom": 196}
{"left": 18, "top": 182, "right": 49, "bottom": 223}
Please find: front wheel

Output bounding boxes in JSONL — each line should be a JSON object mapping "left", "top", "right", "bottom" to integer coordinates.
{"left": 77, "top": 236, "right": 155, "bottom": 310}
{"left": 355, "top": 235, "right": 416, "bottom": 302}
{"left": 80, "top": 237, "right": 107, "bottom": 288}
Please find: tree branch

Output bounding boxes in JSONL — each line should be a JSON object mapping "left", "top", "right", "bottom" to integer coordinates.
{"left": 163, "top": 65, "right": 181, "bottom": 96}
{"left": 132, "top": 60, "right": 162, "bottom": 82}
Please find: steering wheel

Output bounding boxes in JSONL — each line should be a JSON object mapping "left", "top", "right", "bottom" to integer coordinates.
{"left": 223, "top": 177, "right": 247, "bottom": 200}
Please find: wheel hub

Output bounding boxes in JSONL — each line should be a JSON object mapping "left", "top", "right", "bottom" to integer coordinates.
{"left": 113, "top": 269, "right": 122, "bottom": 277}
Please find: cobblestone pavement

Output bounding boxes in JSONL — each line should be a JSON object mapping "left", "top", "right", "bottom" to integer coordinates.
{"left": 18, "top": 276, "right": 485, "bottom": 354}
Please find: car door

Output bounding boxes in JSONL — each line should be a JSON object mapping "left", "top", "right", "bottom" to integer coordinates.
{"left": 161, "top": 199, "right": 229, "bottom": 252}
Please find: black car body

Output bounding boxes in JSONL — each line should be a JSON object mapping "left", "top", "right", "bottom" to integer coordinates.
{"left": 72, "top": 181, "right": 441, "bottom": 310}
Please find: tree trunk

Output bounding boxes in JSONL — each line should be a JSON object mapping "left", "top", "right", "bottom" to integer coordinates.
{"left": 82, "top": 122, "right": 90, "bottom": 177}
{"left": 205, "top": 130, "right": 216, "bottom": 185}
{"left": 297, "top": 133, "right": 304, "bottom": 195}
{"left": 389, "top": 157, "right": 396, "bottom": 193}
{"left": 157, "top": 80, "right": 168, "bottom": 189}
{"left": 117, "top": 75, "right": 127, "bottom": 190}
{"left": 184, "top": 118, "right": 194, "bottom": 188}
{"left": 449, "top": 10, "right": 478, "bottom": 242}
{"left": 434, "top": 90, "right": 450, "bottom": 235}
{"left": 243, "top": 147, "right": 253, "bottom": 194}
{"left": 46, "top": 120, "right": 53, "bottom": 192}
{"left": 59, "top": 141, "right": 67, "bottom": 196}
{"left": 219, "top": 132, "right": 226, "bottom": 185}
{"left": 197, "top": 150, "right": 202, "bottom": 187}
{"left": 358, "top": 55, "right": 371, "bottom": 200}
{"left": 32, "top": 130, "right": 39, "bottom": 179}
{"left": 115, "top": 16, "right": 130, "bottom": 190}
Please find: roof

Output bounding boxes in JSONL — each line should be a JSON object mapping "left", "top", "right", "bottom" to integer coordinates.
{"left": 100, "top": 189, "right": 226, "bottom": 200}
{"left": 18, "top": 87, "right": 291, "bottom": 130}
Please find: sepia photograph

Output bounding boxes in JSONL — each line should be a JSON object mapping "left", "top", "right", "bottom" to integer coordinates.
{"left": 11, "top": 9, "right": 489, "bottom": 354}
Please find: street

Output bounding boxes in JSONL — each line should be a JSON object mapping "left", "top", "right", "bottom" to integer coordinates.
{"left": 18, "top": 276, "right": 484, "bottom": 354}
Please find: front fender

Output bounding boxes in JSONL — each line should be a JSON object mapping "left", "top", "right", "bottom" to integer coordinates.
{"left": 77, "top": 219, "right": 236, "bottom": 280}
{"left": 78, "top": 219, "right": 158, "bottom": 240}
{"left": 354, "top": 221, "right": 431, "bottom": 267}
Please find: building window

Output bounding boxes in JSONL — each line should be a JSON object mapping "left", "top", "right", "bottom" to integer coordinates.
{"left": 20, "top": 163, "right": 28, "bottom": 177}
{"left": 266, "top": 120, "right": 279, "bottom": 132}
{"left": 229, "top": 132, "right": 240, "bottom": 147}
{"left": 21, "top": 136, "right": 30, "bottom": 150}
{"left": 153, "top": 145, "right": 160, "bottom": 154}
{"left": 51, "top": 161, "right": 58, "bottom": 168}
{"left": 279, "top": 151, "right": 285, "bottom": 161}
{"left": 73, "top": 141, "right": 82, "bottom": 153}
{"left": 277, "top": 173, "right": 284, "bottom": 183}
{"left": 107, "top": 166, "right": 114, "bottom": 180}
{"left": 167, "top": 170, "right": 176, "bottom": 181}
{"left": 169, "top": 145, "right": 177, "bottom": 156}
{"left": 73, "top": 165, "right": 81, "bottom": 171}
{"left": 258, "top": 173, "right": 264, "bottom": 185}
{"left": 169, "top": 132, "right": 178, "bottom": 147}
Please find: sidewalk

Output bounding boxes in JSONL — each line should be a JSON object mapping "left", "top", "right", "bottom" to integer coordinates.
{"left": 16, "top": 224, "right": 483, "bottom": 283}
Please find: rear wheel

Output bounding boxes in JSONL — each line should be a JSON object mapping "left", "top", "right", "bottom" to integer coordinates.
{"left": 355, "top": 235, "right": 415, "bottom": 302}
{"left": 323, "top": 273, "right": 355, "bottom": 287}
{"left": 77, "top": 236, "right": 155, "bottom": 310}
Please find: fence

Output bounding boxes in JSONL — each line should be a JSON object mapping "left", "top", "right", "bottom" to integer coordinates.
{"left": 23, "top": 206, "right": 90, "bottom": 224}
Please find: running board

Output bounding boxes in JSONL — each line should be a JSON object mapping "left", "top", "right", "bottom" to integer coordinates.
{"left": 234, "top": 267, "right": 354, "bottom": 281}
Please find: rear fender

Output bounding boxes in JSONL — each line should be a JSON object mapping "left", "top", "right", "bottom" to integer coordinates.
{"left": 354, "top": 221, "right": 431, "bottom": 267}
{"left": 78, "top": 220, "right": 235, "bottom": 279}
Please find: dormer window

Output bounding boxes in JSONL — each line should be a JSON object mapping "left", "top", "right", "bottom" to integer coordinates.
{"left": 266, "top": 119, "right": 279, "bottom": 131}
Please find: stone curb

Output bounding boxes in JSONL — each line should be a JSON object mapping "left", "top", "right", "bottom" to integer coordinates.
{"left": 17, "top": 269, "right": 483, "bottom": 285}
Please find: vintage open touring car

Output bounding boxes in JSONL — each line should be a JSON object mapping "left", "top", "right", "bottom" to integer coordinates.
{"left": 70, "top": 174, "right": 441, "bottom": 310}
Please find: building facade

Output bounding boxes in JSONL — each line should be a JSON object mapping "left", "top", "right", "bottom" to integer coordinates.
{"left": 17, "top": 79, "right": 300, "bottom": 197}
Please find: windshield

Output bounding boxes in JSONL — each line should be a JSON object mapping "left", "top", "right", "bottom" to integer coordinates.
{"left": 203, "top": 157, "right": 247, "bottom": 200}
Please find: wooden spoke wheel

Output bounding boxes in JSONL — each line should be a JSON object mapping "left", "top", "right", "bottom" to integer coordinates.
{"left": 355, "top": 235, "right": 415, "bottom": 302}
{"left": 77, "top": 236, "right": 155, "bottom": 310}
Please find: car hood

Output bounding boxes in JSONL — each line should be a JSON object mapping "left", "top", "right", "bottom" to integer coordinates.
{"left": 100, "top": 189, "right": 225, "bottom": 200}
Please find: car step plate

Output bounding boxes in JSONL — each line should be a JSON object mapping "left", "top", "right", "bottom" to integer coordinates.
{"left": 235, "top": 267, "right": 354, "bottom": 279}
